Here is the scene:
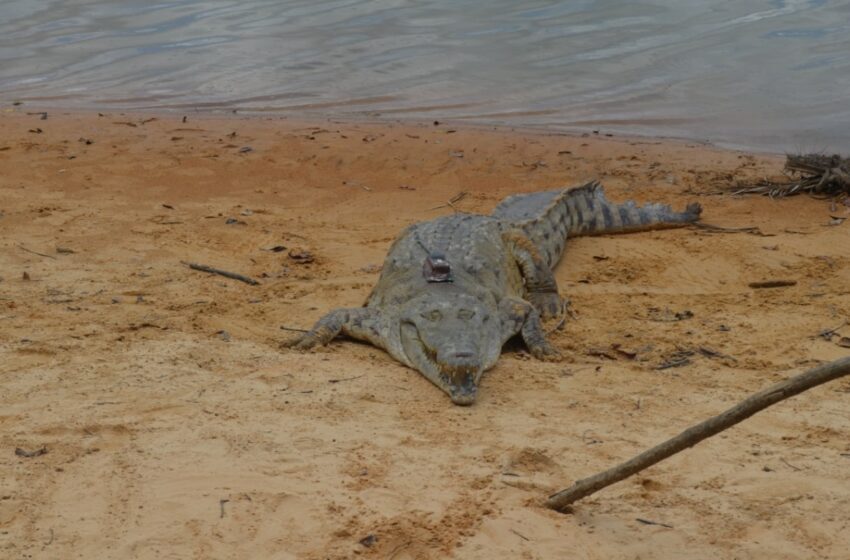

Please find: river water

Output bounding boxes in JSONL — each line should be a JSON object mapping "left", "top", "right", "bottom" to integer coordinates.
{"left": 1, "top": 0, "right": 848, "bottom": 152}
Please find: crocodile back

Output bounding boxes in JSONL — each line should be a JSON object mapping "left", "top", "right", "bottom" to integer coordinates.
{"left": 493, "top": 181, "right": 701, "bottom": 268}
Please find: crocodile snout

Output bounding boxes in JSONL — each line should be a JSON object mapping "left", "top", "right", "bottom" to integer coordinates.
{"left": 447, "top": 371, "right": 478, "bottom": 405}
{"left": 439, "top": 354, "right": 481, "bottom": 405}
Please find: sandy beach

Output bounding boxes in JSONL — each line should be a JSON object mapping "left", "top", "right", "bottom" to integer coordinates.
{"left": 1, "top": 109, "right": 849, "bottom": 559}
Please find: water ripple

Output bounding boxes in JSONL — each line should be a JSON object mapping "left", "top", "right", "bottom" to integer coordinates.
{"left": 0, "top": 0, "right": 848, "bottom": 152}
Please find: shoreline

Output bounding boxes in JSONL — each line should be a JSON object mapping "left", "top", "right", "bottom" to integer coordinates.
{"left": 2, "top": 102, "right": 783, "bottom": 155}
{"left": 1, "top": 109, "right": 848, "bottom": 559}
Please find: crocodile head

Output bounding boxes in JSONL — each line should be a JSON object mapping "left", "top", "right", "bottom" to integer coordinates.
{"left": 397, "top": 290, "right": 501, "bottom": 405}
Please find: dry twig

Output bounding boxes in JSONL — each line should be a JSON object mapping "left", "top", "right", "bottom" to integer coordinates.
{"left": 546, "top": 355, "right": 850, "bottom": 512}
{"left": 691, "top": 222, "right": 764, "bottom": 235}
{"left": 636, "top": 518, "right": 673, "bottom": 529}
{"left": 18, "top": 244, "right": 57, "bottom": 259}
{"left": 429, "top": 191, "right": 468, "bottom": 211}
{"left": 182, "top": 261, "right": 259, "bottom": 285}
{"left": 748, "top": 280, "right": 797, "bottom": 289}
{"left": 734, "top": 153, "right": 850, "bottom": 197}
{"left": 15, "top": 446, "right": 48, "bottom": 458}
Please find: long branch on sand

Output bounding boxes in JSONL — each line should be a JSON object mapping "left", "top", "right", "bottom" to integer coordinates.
{"left": 546, "top": 355, "right": 850, "bottom": 512}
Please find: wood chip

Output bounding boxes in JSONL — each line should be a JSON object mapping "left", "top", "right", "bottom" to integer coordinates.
{"left": 15, "top": 447, "right": 47, "bottom": 458}
{"left": 748, "top": 280, "right": 797, "bottom": 289}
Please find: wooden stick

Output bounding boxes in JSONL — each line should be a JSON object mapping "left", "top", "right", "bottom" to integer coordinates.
{"left": 545, "top": 355, "right": 850, "bottom": 512}
{"left": 691, "top": 222, "right": 762, "bottom": 235}
{"left": 18, "top": 244, "right": 57, "bottom": 259}
{"left": 182, "top": 261, "right": 259, "bottom": 285}
{"left": 748, "top": 280, "right": 797, "bottom": 289}
{"left": 428, "top": 191, "right": 468, "bottom": 211}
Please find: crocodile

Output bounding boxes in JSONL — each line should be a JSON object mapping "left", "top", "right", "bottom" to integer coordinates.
{"left": 284, "top": 181, "right": 701, "bottom": 405}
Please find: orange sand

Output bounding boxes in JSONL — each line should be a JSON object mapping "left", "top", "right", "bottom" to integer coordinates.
{"left": 1, "top": 110, "right": 849, "bottom": 559}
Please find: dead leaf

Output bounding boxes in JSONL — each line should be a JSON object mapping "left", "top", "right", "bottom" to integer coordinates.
{"left": 288, "top": 249, "right": 315, "bottom": 264}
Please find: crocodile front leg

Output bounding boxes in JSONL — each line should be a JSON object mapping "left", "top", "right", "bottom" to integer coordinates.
{"left": 282, "top": 307, "right": 388, "bottom": 350}
{"left": 502, "top": 230, "right": 563, "bottom": 319}
{"left": 499, "top": 297, "right": 561, "bottom": 360}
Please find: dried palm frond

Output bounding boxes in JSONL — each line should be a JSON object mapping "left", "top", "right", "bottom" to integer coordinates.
{"left": 733, "top": 153, "right": 850, "bottom": 197}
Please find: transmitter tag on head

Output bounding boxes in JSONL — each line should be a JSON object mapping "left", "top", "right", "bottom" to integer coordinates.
{"left": 423, "top": 251, "right": 453, "bottom": 283}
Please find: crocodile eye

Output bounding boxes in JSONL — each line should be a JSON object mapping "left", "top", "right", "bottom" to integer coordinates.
{"left": 421, "top": 310, "right": 442, "bottom": 322}
{"left": 457, "top": 309, "right": 475, "bottom": 320}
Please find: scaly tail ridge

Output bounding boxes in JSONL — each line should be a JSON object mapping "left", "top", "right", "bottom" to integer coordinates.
{"left": 493, "top": 181, "right": 701, "bottom": 268}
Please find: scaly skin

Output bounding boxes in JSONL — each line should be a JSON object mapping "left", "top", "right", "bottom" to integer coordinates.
{"left": 284, "top": 181, "right": 701, "bottom": 405}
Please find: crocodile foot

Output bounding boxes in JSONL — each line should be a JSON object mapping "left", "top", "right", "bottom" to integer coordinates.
{"left": 528, "top": 339, "right": 562, "bottom": 361}
{"left": 280, "top": 326, "right": 336, "bottom": 351}
{"left": 527, "top": 291, "right": 564, "bottom": 320}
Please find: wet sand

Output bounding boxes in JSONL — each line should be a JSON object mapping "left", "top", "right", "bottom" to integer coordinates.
{"left": 1, "top": 110, "right": 849, "bottom": 559}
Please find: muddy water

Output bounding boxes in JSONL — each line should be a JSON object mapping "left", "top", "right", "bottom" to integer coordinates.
{"left": 1, "top": 0, "right": 848, "bottom": 152}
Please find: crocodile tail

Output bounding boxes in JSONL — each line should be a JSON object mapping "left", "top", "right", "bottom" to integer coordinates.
{"left": 493, "top": 180, "right": 702, "bottom": 268}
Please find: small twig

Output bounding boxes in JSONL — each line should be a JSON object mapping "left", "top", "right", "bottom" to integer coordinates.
{"left": 780, "top": 458, "right": 802, "bottom": 472}
{"left": 816, "top": 320, "right": 847, "bottom": 340}
{"left": 698, "top": 347, "right": 737, "bottom": 362}
{"left": 655, "top": 356, "right": 691, "bottom": 370}
{"left": 510, "top": 528, "right": 531, "bottom": 541}
{"left": 449, "top": 191, "right": 467, "bottom": 204}
{"left": 219, "top": 498, "right": 229, "bottom": 518}
{"left": 328, "top": 375, "right": 364, "bottom": 384}
{"left": 15, "top": 446, "right": 48, "bottom": 458}
{"left": 388, "top": 540, "right": 412, "bottom": 560}
{"left": 636, "top": 518, "right": 674, "bottom": 529}
{"left": 280, "top": 325, "right": 310, "bottom": 333}
{"left": 182, "top": 261, "right": 259, "bottom": 285}
{"left": 546, "top": 356, "right": 850, "bottom": 511}
{"left": 18, "top": 245, "right": 57, "bottom": 259}
{"left": 692, "top": 223, "right": 764, "bottom": 235}
{"left": 749, "top": 280, "right": 797, "bottom": 289}
{"left": 429, "top": 191, "right": 468, "bottom": 211}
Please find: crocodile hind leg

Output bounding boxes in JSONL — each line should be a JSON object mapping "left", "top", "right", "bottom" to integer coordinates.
{"left": 499, "top": 297, "right": 561, "bottom": 360}
{"left": 282, "top": 307, "right": 387, "bottom": 350}
{"left": 503, "top": 230, "right": 563, "bottom": 320}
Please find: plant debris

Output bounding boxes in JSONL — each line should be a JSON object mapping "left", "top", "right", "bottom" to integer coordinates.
{"left": 734, "top": 153, "right": 850, "bottom": 197}
{"left": 645, "top": 308, "right": 693, "bottom": 322}
{"left": 359, "top": 534, "right": 377, "bottom": 547}
{"left": 182, "top": 261, "right": 260, "bottom": 285}
{"left": 15, "top": 446, "right": 48, "bottom": 458}
{"left": 748, "top": 280, "right": 797, "bottom": 289}
{"left": 636, "top": 518, "right": 674, "bottom": 529}
{"left": 288, "top": 249, "right": 315, "bottom": 264}
{"left": 656, "top": 350, "right": 695, "bottom": 370}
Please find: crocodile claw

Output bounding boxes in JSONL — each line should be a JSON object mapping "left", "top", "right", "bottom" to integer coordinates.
{"left": 527, "top": 292, "right": 564, "bottom": 320}
{"left": 280, "top": 333, "right": 321, "bottom": 351}
{"left": 529, "top": 341, "right": 562, "bottom": 362}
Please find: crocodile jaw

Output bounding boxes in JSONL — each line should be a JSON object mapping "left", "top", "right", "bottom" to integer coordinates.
{"left": 439, "top": 364, "right": 479, "bottom": 405}
{"left": 399, "top": 322, "right": 482, "bottom": 405}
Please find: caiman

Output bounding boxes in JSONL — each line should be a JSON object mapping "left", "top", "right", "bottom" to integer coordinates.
{"left": 284, "top": 181, "right": 701, "bottom": 405}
